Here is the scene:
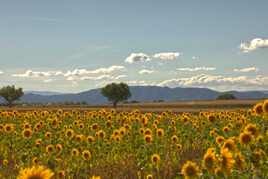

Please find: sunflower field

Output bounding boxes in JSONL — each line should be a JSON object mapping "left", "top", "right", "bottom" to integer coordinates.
{"left": 0, "top": 100, "right": 267, "bottom": 179}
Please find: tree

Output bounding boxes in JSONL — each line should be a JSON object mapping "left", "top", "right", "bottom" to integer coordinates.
{"left": 0, "top": 85, "right": 24, "bottom": 106}
{"left": 101, "top": 82, "right": 131, "bottom": 108}
{"left": 216, "top": 94, "right": 236, "bottom": 100}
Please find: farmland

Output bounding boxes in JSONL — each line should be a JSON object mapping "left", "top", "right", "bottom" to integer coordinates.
{"left": 0, "top": 99, "right": 264, "bottom": 113}
{"left": 0, "top": 99, "right": 267, "bottom": 178}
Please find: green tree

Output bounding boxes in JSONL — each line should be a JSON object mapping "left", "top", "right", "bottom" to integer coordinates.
{"left": 101, "top": 82, "right": 131, "bottom": 108}
{"left": 0, "top": 85, "right": 24, "bottom": 106}
{"left": 216, "top": 94, "right": 236, "bottom": 100}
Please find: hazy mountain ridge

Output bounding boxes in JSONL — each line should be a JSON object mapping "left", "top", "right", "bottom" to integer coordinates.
{"left": 24, "top": 91, "right": 63, "bottom": 96}
{"left": 7, "top": 86, "right": 267, "bottom": 104}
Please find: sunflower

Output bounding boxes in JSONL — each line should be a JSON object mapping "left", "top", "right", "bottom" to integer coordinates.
{"left": 222, "top": 138, "right": 236, "bottom": 152}
{"left": 78, "top": 123, "right": 84, "bottom": 130}
{"left": 115, "top": 135, "right": 121, "bottom": 143}
{"left": 239, "top": 131, "right": 253, "bottom": 146}
{"left": 82, "top": 150, "right": 91, "bottom": 160}
{"left": 254, "top": 103, "right": 263, "bottom": 114}
{"left": 45, "top": 132, "right": 52, "bottom": 138}
{"left": 65, "top": 129, "right": 74, "bottom": 139}
{"left": 75, "top": 134, "right": 84, "bottom": 143}
{"left": 144, "top": 128, "right": 152, "bottom": 135}
{"left": 87, "top": 136, "right": 95, "bottom": 144}
{"left": 257, "top": 135, "right": 264, "bottom": 143}
{"left": 46, "top": 145, "right": 54, "bottom": 154}
{"left": 139, "top": 128, "right": 144, "bottom": 135}
{"left": 91, "top": 123, "right": 98, "bottom": 130}
{"left": 22, "top": 129, "right": 32, "bottom": 139}
{"left": 57, "top": 170, "right": 65, "bottom": 179}
{"left": 263, "top": 99, "right": 268, "bottom": 113}
{"left": 113, "top": 129, "right": 120, "bottom": 136}
{"left": 156, "top": 128, "right": 164, "bottom": 137}
{"left": 146, "top": 174, "right": 153, "bottom": 179}
{"left": 17, "top": 165, "right": 54, "bottom": 179}
{"left": 244, "top": 123, "right": 259, "bottom": 136}
{"left": 144, "top": 135, "right": 153, "bottom": 144}
{"left": 3, "top": 159, "right": 8, "bottom": 166}
{"left": 151, "top": 154, "right": 160, "bottom": 164}
{"left": 23, "top": 123, "right": 31, "bottom": 129}
{"left": 202, "top": 149, "right": 216, "bottom": 172}
{"left": 0, "top": 123, "right": 4, "bottom": 131}
{"left": 222, "top": 126, "right": 229, "bottom": 133}
{"left": 90, "top": 176, "right": 101, "bottom": 179}
{"left": 216, "top": 136, "right": 225, "bottom": 146}
{"left": 97, "top": 130, "right": 106, "bottom": 139}
{"left": 119, "top": 127, "right": 126, "bottom": 135}
{"left": 72, "top": 148, "right": 79, "bottom": 157}
{"left": 181, "top": 161, "right": 199, "bottom": 179}
{"left": 4, "top": 124, "right": 13, "bottom": 133}
{"left": 252, "top": 151, "right": 263, "bottom": 169}
{"left": 56, "top": 144, "right": 63, "bottom": 153}
{"left": 32, "top": 157, "right": 38, "bottom": 165}
{"left": 176, "top": 144, "right": 182, "bottom": 150}
{"left": 214, "top": 167, "right": 224, "bottom": 177}
{"left": 171, "top": 135, "right": 179, "bottom": 143}
{"left": 208, "top": 114, "right": 216, "bottom": 124}
{"left": 219, "top": 149, "right": 235, "bottom": 174}
{"left": 234, "top": 152, "right": 245, "bottom": 170}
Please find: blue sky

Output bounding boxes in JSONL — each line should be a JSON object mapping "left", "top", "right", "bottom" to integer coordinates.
{"left": 0, "top": 0, "right": 268, "bottom": 93}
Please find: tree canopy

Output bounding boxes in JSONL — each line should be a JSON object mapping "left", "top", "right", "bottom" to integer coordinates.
{"left": 0, "top": 85, "right": 24, "bottom": 106}
{"left": 216, "top": 94, "right": 236, "bottom": 100}
{"left": 101, "top": 82, "right": 131, "bottom": 107}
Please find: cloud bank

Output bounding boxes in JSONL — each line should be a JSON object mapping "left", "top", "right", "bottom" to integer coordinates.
{"left": 234, "top": 67, "right": 259, "bottom": 73}
{"left": 177, "top": 67, "right": 216, "bottom": 72}
{"left": 138, "top": 69, "right": 154, "bottom": 74}
{"left": 12, "top": 66, "right": 126, "bottom": 79}
{"left": 157, "top": 74, "right": 268, "bottom": 90}
{"left": 12, "top": 70, "right": 63, "bottom": 78}
{"left": 153, "top": 52, "right": 180, "bottom": 60}
{"left": 240, "top": 38, "right": 268, "bottom": 52}
{"left": 125, "top": 53, "right": 151, "bottom": 64}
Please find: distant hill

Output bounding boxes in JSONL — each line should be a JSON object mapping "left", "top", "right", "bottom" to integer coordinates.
{"left": 24, "top": 91, "right": 63, "bottom": 96}
{"left": 5, "top": 86, "right": 266, "bottom": 104}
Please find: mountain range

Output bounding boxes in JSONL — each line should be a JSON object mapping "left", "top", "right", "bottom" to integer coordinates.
{"left": 10, "top": 86, "right": 268, "bottom": 104}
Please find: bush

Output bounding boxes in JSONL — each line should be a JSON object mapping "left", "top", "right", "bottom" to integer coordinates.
{"left": 216, "top": 94, "right": 236, "bottom": 100}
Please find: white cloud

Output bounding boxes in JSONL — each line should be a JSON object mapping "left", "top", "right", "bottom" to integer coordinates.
{"left": 192, "top": 56, "right": 199, "bottom": 60}
{"left": 125, "top": 53, "right": 151, "bottom": 64}
{"left": 43, "top": 79, "right": 55, "bottom": 83}
{"left": 157, "top": 74, "right": 268, "bottom": 90}
{"left": 64, "top": 65, "right": 125, "bottom": 77}
{"left": 12, "top": 66, "right": 125, "bottom": 79}
{"left": 153, "top": 52, "right": 180, "bottom": 60}
{"left": 12, "top": 70, "right": 63, "bottom": 78}
{"left": 240, "top": 38, "right": 268, "bottom": 52}
{"left": 66, "top": 76, "right": 76, "bottom": 81}
{"left": 80, "top": 74, "right": 127, "bottom": 81}
{"left": 126, "top": 80, "right": 157, "bottom": 86}
{"left": 177, "top": 67, "right": 216, "bottom": 72}
{"left": 138, "top": 69, "right": 154, "bottom": 75}
{"left": 234, "top": 67, "right": 259, "bottom": 73}
{"left": 72, "top": 81, "right": 78, "bottom": 87}
{"left": 114, "top": 75, "right": 127, "bottom": 80}
{"left": 0, "top": 71, "right": 3, "bottom": 74}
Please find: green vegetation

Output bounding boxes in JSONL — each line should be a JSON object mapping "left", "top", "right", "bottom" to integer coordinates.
{"left": 0, "top": 85, "right": 24, "bottom": 106}
{"left": 216, "top": 94, "right": 236, "bottom": 100}
{"left": 101, "top": 82, "right": 131, "bottom": 108}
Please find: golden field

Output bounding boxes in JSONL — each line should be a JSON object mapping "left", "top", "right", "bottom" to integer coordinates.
{"left": 0, "top": 99, "right": 264, "bottom": 113}
{"left": 0, "top": 99, "right": 267, "bottom": 178}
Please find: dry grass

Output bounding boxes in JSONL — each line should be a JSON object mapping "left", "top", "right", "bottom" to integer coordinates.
{"left": 0, "top": 99, "right": 262, "bottom": 113}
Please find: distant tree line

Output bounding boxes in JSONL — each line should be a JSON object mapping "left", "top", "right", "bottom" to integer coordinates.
{"left": 216, "top": 94, "right": 236, "bottom": 100}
